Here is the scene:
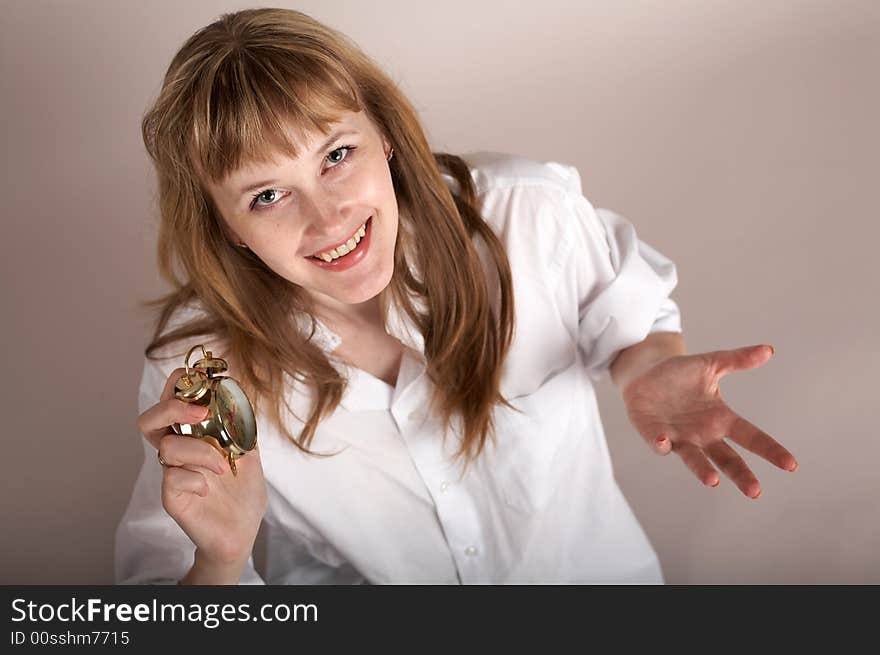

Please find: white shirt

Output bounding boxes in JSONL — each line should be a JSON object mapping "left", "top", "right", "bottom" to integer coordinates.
{"left": 115, "top": 151, "right": 681, "bottom": 584}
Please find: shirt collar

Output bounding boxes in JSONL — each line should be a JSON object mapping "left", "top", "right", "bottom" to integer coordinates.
{"left": 295, "top": 292, "right": 426, "bottom": 356}
{"left": 294, "top": 293, "right": 428, "bottom": 412}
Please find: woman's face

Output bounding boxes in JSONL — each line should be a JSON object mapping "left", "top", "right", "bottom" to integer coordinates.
{"left": 204, "top": 110, "right": 398, "bottom": 317}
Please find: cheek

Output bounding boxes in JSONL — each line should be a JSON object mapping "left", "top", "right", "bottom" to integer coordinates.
{"left": 262, "top": 221, "right": 302, "bottom": 249}
{"left": 354, "top": 158, "right": 395, "bottom": 203}
{"left": 250, "top": 224, "right": 306, "bottom": 270}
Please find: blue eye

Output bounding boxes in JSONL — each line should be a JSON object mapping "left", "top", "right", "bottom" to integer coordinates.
{"left": 325, "top": 145, "right": 355, "bottom": 168}
{"left": 249, "top": 145, "right": 357, "bottom": 211}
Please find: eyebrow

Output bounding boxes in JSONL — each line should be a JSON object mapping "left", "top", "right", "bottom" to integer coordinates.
{"left": 238, "top": 129, "right": 360, "bottom": 196}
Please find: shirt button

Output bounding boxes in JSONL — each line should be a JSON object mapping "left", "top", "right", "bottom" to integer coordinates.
{"left": 464, "top": 546, "right": 478, "bottom": 556}
{"left": 439, "top": 481, "right": 449, "bottom": 493}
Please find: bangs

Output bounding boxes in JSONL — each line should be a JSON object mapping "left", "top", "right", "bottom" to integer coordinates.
{"left": 188, "top": 47, "right": 363, "bottom": 184}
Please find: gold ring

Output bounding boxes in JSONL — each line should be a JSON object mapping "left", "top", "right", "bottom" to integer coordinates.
{"left": 157, "top": 451, "right": 169, "bottom": 467}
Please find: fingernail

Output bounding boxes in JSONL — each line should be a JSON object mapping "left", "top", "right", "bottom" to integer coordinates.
{"left": 768, "top": 345, "right": 775, "bottom": 356}
{"left": 789, "top": 461, "right": 799, "bottom": 472}
{"left": 752, "top": 489, "right": 762, "bottom": 499}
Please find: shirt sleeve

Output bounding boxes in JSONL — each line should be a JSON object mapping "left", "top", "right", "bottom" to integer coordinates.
{"left": 563, "top": 191, "right": 682, "bottom": 384}
{"left": 114, "top": 355, "right": 266, "bottom": 585}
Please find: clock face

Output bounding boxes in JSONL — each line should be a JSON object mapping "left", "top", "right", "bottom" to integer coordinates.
{"left": 215, "top": 379, "right": 257, "bottom": 451}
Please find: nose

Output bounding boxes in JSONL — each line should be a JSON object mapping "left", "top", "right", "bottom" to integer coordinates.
{"left": 301, "top": 193, "right": 351, "bottom": 241}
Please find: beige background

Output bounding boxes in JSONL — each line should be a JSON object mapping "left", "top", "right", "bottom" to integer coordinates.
{"left": 2, "top": 0, "right": 877, "bottom": 584}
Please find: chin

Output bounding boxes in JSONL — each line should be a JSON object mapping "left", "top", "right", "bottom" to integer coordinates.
{"left": 315, "top": 260, "right": 394, "bottom": 307}
{"left": 346, "top": 264, "right": 394, "bottom": 305}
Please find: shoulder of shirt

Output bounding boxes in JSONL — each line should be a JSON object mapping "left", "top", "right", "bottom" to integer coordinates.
{"left": 440, "top": 151, "right": 600, "bottom": 283}
{"left": 441, "top": 151, "right": 597, "bottom": 253}
{"left": 441, "top": 150, "right": 585, "bottom": 198}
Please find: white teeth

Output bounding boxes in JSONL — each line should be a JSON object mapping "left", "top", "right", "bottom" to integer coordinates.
{"left": 313, "top": 219, "right": 369, "bottom": 260}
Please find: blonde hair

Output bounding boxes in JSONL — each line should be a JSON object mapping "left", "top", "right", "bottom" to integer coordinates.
{"left": 141, "top": 8, "right": 516, "bottom": 467}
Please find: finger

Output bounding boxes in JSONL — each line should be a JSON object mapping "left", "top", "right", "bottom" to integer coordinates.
{"left": 162, "top": 466, "right": 209, "bottom": 499}
{"left": 673, "top": 442, "right": 721, "bottom": 487}
{"left": 652, "top": 433, "right": 673, "bottom": 456}
{"left": 158, "top": 433, "right": 228, "bottom": 475}
{"left": 726, "top": 414, "right": 799, "bottom": 472}
{"left": 710, "top": 344, "right": 775, "bottom": 378}
{"left": 139, "top": 399, "right": 210, "bottom": 449}
{"left": 705, "top": 440, "right": 762, "bottom": 498}
{"left": 137, "top": 367, "right": 210, "bottom": 448}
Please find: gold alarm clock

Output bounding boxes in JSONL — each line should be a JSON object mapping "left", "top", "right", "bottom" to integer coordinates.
{"left": 171, "top": 344, "right": 257, "bottom": 475}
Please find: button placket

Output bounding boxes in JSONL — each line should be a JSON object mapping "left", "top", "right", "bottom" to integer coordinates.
{"left": 392, "top": 368, "right": 487, "bottom": 582}
{"left": 432, "top": 458, "right": 488, "bottom": 582}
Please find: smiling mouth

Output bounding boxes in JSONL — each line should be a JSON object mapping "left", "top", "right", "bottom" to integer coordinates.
{"left": 307, "top": 216, "right": 371, "bottom": 262}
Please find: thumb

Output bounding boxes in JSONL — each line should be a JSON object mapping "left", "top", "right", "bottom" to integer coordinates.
{"left": 711, "top": 344, "right": 775, "bottom": 377}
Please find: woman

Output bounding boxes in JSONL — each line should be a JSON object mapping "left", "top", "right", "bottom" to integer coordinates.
{"left": 116, "top": 8, "right": 798, "bottom": 584}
